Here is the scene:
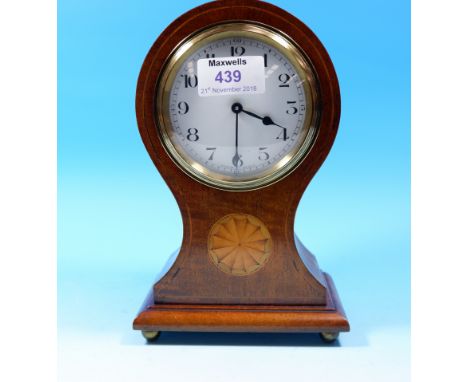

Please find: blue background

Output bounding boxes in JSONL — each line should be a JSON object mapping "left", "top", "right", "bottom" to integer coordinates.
{"left": 58, "top": 1, "right": 410, "bottom": 381}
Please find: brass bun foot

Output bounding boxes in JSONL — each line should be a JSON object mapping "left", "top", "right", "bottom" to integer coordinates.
{"left": 320, "top": 331, "right": 339, "bottom": 343}
{"left": 141, "top": 330, "right": 160, "bottom": 342}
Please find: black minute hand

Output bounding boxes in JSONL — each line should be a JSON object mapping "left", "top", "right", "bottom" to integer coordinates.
{"left": 231, "top": 103, "right": 242, "bottom": 167}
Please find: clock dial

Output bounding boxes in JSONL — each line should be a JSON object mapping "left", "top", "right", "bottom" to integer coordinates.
{"left": 157, "top": 24, "right": 320, "bottom": 190}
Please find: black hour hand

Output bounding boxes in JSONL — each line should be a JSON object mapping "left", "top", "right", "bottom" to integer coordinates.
{"left": 239, "top": 105, "right": 286, "bottom": 129}
{"left": 241, "top": 108, "right": 263, "bottom": 121}
{"left": 262, "top": 116, "right": 285, "bottom": 129}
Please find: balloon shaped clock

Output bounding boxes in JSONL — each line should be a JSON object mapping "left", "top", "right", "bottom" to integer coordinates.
{"left": 133, "top": 0, "right": 349, "bottom": 342}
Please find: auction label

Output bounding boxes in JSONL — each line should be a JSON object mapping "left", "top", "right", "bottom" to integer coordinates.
{"left": 197, "top": 56, "right": 265, "bottom": 97}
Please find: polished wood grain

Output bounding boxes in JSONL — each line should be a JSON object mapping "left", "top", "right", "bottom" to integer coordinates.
{"left": 134, "top": 273, "right": 349, "bottom": 333}
{"left": 134, "top": 0, "right": 349, "bottom": 334}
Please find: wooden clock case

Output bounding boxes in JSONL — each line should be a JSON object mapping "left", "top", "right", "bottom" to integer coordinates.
{"left": 133, "top": 0, "right": 349, "bottom": 340}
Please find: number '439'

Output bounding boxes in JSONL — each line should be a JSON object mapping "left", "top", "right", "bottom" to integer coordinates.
{"left": 215, "top": 70, "right": 241, "bottom": 83}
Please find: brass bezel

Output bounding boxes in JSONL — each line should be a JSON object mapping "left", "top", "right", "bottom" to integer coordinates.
{"left": 156, "top": 22, "right": 321, "bottom": 191}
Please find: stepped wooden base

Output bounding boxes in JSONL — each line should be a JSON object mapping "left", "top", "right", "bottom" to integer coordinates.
{"left": 133, "top": 273, "right": 349, "bottom": 334}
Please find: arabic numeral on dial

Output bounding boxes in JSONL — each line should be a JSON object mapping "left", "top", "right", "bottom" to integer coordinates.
{"left": 206, "top": 147, "right": 216, "bottom": 160}
{"left": 286, "top": 101, "right": 298, "bottom": 114}
{"left": 186, "top": 128, "right": 199, "bottom": 141}
{"left": 278, "top": 73, "right": 292, "bottom": 87}
{"left": 263, "top": 54, "right": 268, "bottom": 67}
{"left": 181, "top": 74, "right": 198, "bottom": 88}
{"left": 177, "top": 101, "right": 189, "bottom": 114}
{"left": 204, "top": 50, "right": 215, "bottom": 58}
{"left": 230, "top": 46, "right": 245, "bottom": 56}
{"left": 276, "top": 129, "right": 289, "bottom": 141}
{"left": 258, "top": 147, "right": 270, "bottom": 161}
{"left": 232, "top": 155, "right": 243, "bottom": 168}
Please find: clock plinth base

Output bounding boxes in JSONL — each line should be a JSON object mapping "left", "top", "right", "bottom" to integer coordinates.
{"left": 133, "top": 273, "right": 349, "bottom": 335}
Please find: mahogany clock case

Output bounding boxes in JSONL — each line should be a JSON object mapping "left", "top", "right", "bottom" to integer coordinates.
{"left": 134, "top": 0, "right": 349, "bottom": 336}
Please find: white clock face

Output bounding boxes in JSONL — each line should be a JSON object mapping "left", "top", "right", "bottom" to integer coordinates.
{"left": 158, "top": 25, "right": 319, "bottom": 189}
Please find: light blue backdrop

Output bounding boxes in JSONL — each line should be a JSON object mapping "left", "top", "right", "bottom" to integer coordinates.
{"left": 58, "top": 1, "right": 410, "bottom": 381}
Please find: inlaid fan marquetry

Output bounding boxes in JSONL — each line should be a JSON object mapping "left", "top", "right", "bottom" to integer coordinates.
{"left": 208, "top": 213, "right": 272, "bottom": 276}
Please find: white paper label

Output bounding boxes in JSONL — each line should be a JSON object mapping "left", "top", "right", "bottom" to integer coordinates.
{"left": 197, "top": 56, "right": 265, "bottom": 97}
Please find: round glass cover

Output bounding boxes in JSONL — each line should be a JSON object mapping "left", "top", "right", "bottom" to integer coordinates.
{"left": 157, "top": 23, "right": 320, "bottom": 190}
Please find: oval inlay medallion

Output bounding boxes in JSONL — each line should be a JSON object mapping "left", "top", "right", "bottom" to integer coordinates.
{"left": 208, "top": 213, "right": 272, "bottom": 276}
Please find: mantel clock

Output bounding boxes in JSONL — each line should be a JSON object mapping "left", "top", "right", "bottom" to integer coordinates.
{"left": 133, "top": 0, "right": 350, "bottom": 343}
